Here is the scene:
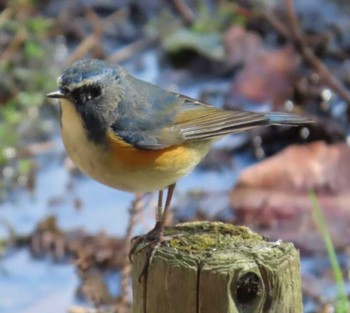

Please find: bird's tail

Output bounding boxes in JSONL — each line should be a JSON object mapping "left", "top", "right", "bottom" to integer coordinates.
{"left": 265, "top": 111, "right": 314, "bottom": 126}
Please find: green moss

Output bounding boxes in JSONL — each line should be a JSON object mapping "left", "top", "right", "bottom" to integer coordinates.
{"left": 163, "top": 222, "right": 263, "bottom": 254}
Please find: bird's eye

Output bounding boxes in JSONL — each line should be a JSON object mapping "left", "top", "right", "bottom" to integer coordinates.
{"left": 86, "top": 85, "right": 101, "bottom": 100}
{"left": 70, "top": 84, "right": 102, "bottom": 105}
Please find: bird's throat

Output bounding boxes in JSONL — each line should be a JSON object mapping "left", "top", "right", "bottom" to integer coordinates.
{"left": 60, "top": 98, "right": 107, "bottom": 145}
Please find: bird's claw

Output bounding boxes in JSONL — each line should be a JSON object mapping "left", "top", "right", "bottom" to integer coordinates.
{"left": 137, "top": 235, "right": 163, "bottom": 283}
{"left": 129, "top": 223, "right": 182, "bottom": 282}
{"left": 128, "top": 223, "right": 160, "bottom": 263}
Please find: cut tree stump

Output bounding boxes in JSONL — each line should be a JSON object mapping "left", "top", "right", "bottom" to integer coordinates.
{"left": 132, "top": 221, "right": 302, "bottom": 313}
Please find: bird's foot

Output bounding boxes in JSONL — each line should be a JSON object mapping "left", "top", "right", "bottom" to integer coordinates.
{"left": 129, "top": 222, "right": 175, "bottom": 282}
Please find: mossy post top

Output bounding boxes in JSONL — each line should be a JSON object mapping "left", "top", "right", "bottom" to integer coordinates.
{"left": 133, "top": 221, "right": 302, "bottom": 313}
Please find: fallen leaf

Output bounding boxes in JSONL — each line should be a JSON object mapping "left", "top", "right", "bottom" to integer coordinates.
{"left": 227, "top": 45, "right": 300, "bottom": 107}
{"left": 223, "top": 25, "right": 263, "bottom": 66}
{"left": 231, "top": 141, "right": 350, "bottom": 252}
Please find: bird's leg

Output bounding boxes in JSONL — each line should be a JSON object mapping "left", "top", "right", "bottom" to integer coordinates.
{"left": 129, "top": 190, "right": 163, "bottom": 261}
{"left": 136, "top": 183, "right": 176, "bottom": 281}
{"left": 154, "top": 183, "right": 175, "bottom": 240}
{"left": 128, "top": 183, "right": 176, "bottom": 281}
{"left": 154, "top": 189, "right": 163, "bottom": 230}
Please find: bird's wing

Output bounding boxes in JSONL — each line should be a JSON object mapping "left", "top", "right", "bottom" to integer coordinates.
{"left": 174, "top": 95, "right": 269, "bottom": 140}
{"left": 174, "top": 94, "right": 312, "bottom": 141}
{"left": 110, "top": 76, "right": 311, "bottom": 150}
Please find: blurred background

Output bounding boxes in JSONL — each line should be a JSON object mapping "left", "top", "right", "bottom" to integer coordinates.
{"left": 0, "top": 0, "right": 350, "bottom": 312}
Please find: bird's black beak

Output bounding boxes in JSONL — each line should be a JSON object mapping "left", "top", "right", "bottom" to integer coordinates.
{"left": 46, "top": 90, "right": 67, "bottom": 99}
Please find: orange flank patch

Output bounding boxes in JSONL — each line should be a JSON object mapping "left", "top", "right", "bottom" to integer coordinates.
{"left": 106, "top": 131, "right": 201, "bottom": 172}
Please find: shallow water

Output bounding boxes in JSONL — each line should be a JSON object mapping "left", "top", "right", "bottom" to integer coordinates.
{"left": 0, "top": 249, "right": 77, "bottom": 313}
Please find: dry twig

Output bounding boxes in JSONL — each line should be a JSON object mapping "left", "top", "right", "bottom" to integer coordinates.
{"left": 119, "top": 193, "right": 146, "bottom": 305}
{"left": 231, "top": 1, "right": 350, "bottom": 108}
{"left": 172, "top": 0, "right": 195, "bottom": 25}
{"left": 0, "top": 30, "right": 27, "bottom": 63}
{"left": 284, "top": 0, "right": 350, "bottom": 106}
{"left": 107, "top": 37, "right": 156, "bottom": 64}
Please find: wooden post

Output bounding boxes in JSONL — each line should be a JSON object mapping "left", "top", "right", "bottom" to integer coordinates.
{"left": 132, "top": 222, "right": 302, "bottom": 313}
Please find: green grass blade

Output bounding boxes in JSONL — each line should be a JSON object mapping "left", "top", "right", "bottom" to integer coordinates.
{"left": 308, "top": 190, "right": 350, "bottom": 313}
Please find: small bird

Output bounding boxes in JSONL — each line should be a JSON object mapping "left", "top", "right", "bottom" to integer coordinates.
{"left": 47, "top": 59, "right": 312, "bottom": 275}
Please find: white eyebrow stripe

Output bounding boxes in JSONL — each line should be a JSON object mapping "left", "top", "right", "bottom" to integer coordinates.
{"left": 58, "top": 73, "right": 107, "bottom": 90}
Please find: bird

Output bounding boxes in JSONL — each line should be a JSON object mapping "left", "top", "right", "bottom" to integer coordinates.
{"left": 47, "top": 58, "right": 312, "bottom": 277}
